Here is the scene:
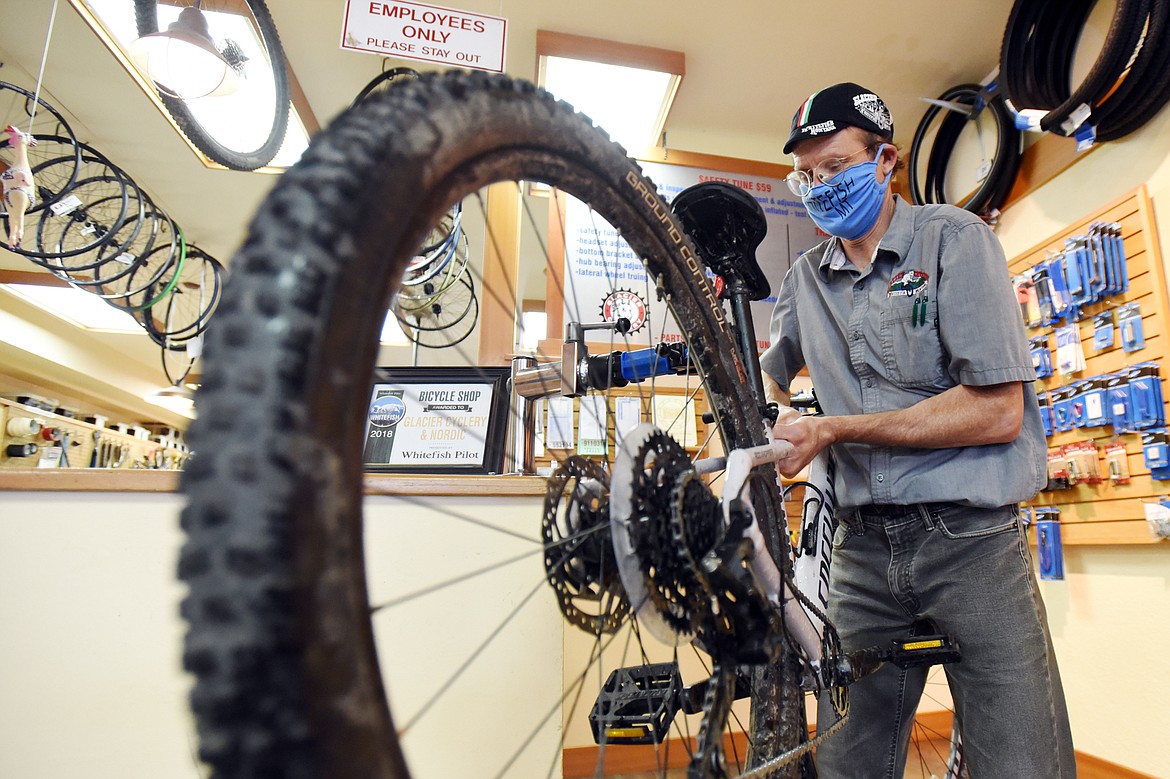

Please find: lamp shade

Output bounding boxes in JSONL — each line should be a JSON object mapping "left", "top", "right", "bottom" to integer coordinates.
{"left": 129, "top": 6, "right": 239, "bottom": 99}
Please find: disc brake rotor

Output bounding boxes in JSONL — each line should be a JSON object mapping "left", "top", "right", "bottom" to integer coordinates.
{"left": 542, "top": 455, "right": 629, "bottom": 635}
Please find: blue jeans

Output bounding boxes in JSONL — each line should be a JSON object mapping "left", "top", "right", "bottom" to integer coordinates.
{"left": 815, "top": 503, "right": 1076, "bottom": 778}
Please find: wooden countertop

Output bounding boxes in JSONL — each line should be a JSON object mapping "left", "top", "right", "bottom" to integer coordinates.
{"left": 0, "top": 470, "right": 550, "bottom": 497}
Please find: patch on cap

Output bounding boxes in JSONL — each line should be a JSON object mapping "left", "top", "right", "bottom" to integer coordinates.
{"left": 784, "top": 82, "right": 894, "bottom": 154}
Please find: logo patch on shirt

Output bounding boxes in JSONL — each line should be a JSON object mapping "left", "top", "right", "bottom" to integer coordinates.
{"left": 888, "top": 269, "right": 929, "bottom": 297}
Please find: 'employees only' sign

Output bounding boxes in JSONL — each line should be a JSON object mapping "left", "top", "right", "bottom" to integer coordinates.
{"left": 341, "top": 1, "right": 508, "bottom": 72}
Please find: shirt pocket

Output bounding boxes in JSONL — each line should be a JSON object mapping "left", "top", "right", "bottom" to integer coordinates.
{"left": 879, "top": 298, "right": 947, "bottom": 388}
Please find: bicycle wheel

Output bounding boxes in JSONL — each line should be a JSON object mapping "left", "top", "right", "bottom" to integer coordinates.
{"left": 350, "top": 66, "right": 421, "bottom": 108}
{"left": 0, "top": 80, "right": 81, "bottom": 216}
{"left": 393, "top": 270, "right": 479, "bottom": 349}
{"left": 142, "top": 245, "right": 222, "bottom": 343}
{"left": 906, "top": 666, "right": 967, "bottom": 779}
{"left": 133, "top": 0, "right": 290, "bottom": 170}
{"left": 180, "top": 71, "right": 801, "bottom": 779}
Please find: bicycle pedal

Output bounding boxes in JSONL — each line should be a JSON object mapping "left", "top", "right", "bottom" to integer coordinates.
{"left": 589, "top": 663, "right": 683, "bottom": 745}
{"left": 887, "top": 634, "right": 961, "bottom": 669}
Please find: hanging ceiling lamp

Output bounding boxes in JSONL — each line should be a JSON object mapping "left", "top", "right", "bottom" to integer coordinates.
{"left": 128, "top": 2, "right": 239, "bottom": 99}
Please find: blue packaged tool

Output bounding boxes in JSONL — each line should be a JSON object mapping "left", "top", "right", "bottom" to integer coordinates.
{"left": 1052, "top": 385, "right": 1078, "bottom": 433}
{"left": 1038, "top": 390, "right": 1054, "bottom": 437}
{"left": 1030, "top": 336, "right": 1053, "bottom": 378}
{"left": 1118, "top": 302, "right": 1145, "bottom": 352}
{"left": 1127, "top": 362, "right": 1164, "bottom": 430}
{"left": 1038, "top": 264, "right": 1057, "bottom": 325}
{"left": 1046, "top": 255, "right": 1071, "bottom": 323}
{"left": 1035, "top": 512, "right": 1065, "bottom": 581}
{"left": 1070, "top": 380, "right": 1090, "bottom": 428}
{"left": 1142, "top": 429, "right": 1170, "bottom": 480}
{"left": 1111, "top": 222, "right": 1129, "bottom": 295}
{"left": 1061, "top": 243, "right": 1085, "bottom": 306}
{"left": 1079, "top": 376, "right": 1110, "bottom": 428}
{"left": 1105, "top": 372, "right": 1133, "bottom": 435}
{"left": 1092, "top": 310, "right": 1114, "bottom": 350}
{"left": 1087, "top": 228, "right": 1106, "bottom": 301}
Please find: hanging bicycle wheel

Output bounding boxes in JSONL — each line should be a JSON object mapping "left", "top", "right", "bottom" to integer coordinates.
{"left": 30, "top": 156, "right": 133, "bottom": 263}
{"left": 350, "top": 66, "right": 420, "bottom": 108}
{"left": 69, "top": 193, "right": 166, "bottom": 290}
{"left": 162, "top": 336, "right": 200, "bottom": 387}
{"left": 0, "top": 81, "right": 81, "bottom": 216}
{"left": 142, "top": 245, "right": 223, "bottom": 344}
{"left": 98, "top": 211, "right": 184, "bottom": 315}
{"left": 180, "top": 71, "right": 808, "bottom": 779}
{"left": 133, "top": 0, "right": 290, "bottom": 170}
{"left": 393, "top": 271, "right": 479, "bottom": 349}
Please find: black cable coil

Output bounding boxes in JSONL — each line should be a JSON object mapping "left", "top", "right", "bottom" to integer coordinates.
{"left": 907, "top": 83, "right": 1022, "bottom": 217}
{"left": 1000, "top": 0, "right": 1170, "bottom": 142}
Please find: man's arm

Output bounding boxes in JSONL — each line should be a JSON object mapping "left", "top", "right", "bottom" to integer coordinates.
{"left": 762, "top": 372, "right": 789, "bottom": 406}
{"left": 771, "top": 381, "right": 1025, "bottom": 478}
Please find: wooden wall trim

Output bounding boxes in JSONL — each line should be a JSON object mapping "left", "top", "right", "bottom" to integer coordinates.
{"left": 1001, "top": 133, "right": 1098, "bottom": 212}
{"left": 477, "top": 182, "right": 524, "bottom": 366}
{"left": 536, "top": 30, "right": 684, "bottom": 76}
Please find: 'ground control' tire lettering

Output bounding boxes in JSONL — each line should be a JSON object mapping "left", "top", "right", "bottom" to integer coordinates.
{"left": 625, "top": 170, "right": 725, "bottom": 330}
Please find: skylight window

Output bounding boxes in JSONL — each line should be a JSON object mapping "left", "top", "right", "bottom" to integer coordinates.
{"left": 537, "top": 31, "right": 684, "bottom": 154}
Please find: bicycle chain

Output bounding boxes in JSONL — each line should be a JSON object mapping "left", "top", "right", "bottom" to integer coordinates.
{"left": 734, "top": 711, "right": 848, "bottom": 779}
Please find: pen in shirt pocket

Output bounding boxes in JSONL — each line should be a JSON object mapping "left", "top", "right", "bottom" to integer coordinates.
{"left": 912, "top": 294, "right": 929, "bottom": 327}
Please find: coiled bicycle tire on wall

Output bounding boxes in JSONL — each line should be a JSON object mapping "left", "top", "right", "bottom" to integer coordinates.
{"left": 999, "top": 0, "right": 1152, "bottom": 137}
{"left": 1092, "top": 0, "right": 1170, "bottom": 141}
{"left": 908, "top": 83, "right": 1021, "bottom": 217}
{"left": 133, "top": 0, "right": 290, "bottom": 170}
{"left": 179, "top": 70, "right": 794, "bottom": 779}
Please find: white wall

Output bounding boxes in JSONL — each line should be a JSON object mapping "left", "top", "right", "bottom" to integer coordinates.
{"left": 996, "top": 106, "right": 1170, "bottom": 779}
{"left": 0, "top": 492, "right": 198, "bottom": 779}
{"left": 0, "top": 489, "right": 561, "bottom": 779}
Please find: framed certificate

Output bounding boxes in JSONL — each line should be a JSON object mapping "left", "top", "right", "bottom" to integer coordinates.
{"left": 362, "top": 367, "right": 511, "bottom": 474}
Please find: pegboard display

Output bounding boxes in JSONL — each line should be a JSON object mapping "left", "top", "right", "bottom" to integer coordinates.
{"left": 1009, "top": 185, "right": 1170, "bottom": 544}
{"left": 0, "top": 398, "right": 188, "bottom": 471}
{"left": 537, "top": 385, "right": 712, "bottom": 470}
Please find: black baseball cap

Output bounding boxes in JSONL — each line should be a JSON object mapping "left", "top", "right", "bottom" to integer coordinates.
{"left": 783, "top": 82, "right": 894, "bottom": 154}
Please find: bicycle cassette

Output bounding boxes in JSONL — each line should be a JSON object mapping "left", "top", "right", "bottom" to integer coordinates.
{"left": 610, "top": 423, "right": 722, "bottom": 645}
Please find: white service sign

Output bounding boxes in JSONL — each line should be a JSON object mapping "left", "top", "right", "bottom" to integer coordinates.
{"left": 341, "top": 0, "right": 507, "bottom": 72}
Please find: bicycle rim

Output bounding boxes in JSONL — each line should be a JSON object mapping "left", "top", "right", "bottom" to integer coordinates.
{"left": 0, "top": 80, "right": 81, "bottom": 216}
{"left": 180, "top": 71, "right": 801, "bottom": 779}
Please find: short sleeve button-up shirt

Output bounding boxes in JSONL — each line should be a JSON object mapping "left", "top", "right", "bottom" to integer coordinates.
{"left": 759, "top": 197, "right": 1046, "bottom": 510}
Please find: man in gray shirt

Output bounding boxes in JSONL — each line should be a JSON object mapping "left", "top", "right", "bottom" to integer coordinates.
{"left": 760, "top": 82, "right": 1075, "bottom": 777}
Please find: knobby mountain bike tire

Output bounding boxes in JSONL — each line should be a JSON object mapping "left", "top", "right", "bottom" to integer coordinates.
{"left": 133, "top": 0, "right": 290, "bottom": 171}
{"left": 1000, "top": 0, "right": 1149, "bottom": 136}
{"left": 180, "top": 70, "right": 800, "bottom": 779}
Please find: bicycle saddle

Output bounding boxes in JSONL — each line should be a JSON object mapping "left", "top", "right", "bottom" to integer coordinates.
{"left": 671, "top": 181, "right": 771, "bottom": 301}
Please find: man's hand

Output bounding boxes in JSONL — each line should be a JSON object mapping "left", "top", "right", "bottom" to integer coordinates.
{"left": 771, "top": 413, "right": 835, "bottom": 478}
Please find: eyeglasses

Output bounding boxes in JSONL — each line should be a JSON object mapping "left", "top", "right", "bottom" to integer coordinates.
{"left": 785, "top": 145, "right": 878, "bottom": 197}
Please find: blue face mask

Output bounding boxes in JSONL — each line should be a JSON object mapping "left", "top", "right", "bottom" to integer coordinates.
{"left": 802, "top": 146, "right": 890, "bottom": 241}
